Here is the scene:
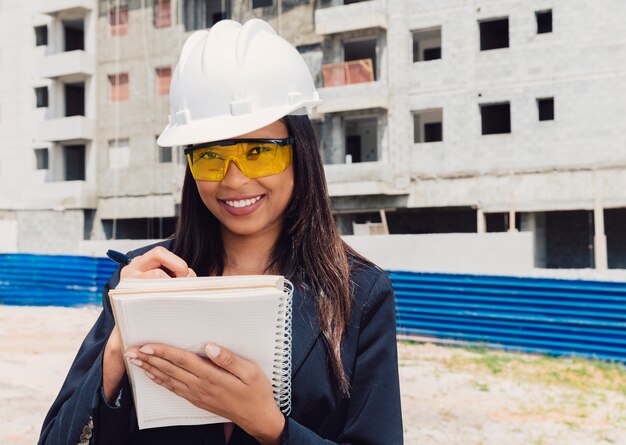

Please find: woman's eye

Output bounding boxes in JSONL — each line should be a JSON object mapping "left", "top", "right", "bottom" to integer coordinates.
{"left": 198, "top": 151, "right": 222, "bottom": 160}
{"left": 247, "top": 146, "right": 272, "bottom": 158}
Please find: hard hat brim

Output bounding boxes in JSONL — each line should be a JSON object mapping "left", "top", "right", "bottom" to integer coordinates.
{"left": 157, "top": 101, "right": 321, "bottom": 148}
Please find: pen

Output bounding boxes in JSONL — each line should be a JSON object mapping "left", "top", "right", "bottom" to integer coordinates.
{"left": 106, "top": 249, "right": 132, "bottom": 266}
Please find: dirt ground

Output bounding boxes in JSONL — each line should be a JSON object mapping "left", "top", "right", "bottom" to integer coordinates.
{"left": 1, "top": 305, "right": 625, "bottom": 445}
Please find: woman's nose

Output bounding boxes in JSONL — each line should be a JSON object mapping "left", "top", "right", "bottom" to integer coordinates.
{"left": 220, "top": 160, "right": 250, "bottom": 188}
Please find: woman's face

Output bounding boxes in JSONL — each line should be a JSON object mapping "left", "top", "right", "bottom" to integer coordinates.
{"left": 195, "top": 120, "right": 294, "bottom": 238}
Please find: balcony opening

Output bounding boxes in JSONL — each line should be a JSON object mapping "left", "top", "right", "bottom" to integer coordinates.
{"left": 110, "top": 5, "right": 129, "bottom": 36}
{"left": 545, "top": 210, "right": 593, "bottom": 268}
{"left": 103, "top": 217, "right": 178, "bottom": 240}
{"left": 109, "top": 139, "right": 130, "bottom": 169}
{"left": 536, "top": 10, "right": 552, "bottom": 34}
{"left": 480, "top": 102, "right": 511, "bottom": 135}
{"left": 252, "top": 0, "right": 272, "bottom": 8}
{"left": 387, "top": 207, "right": 477, "bottom": 234}
{"left": 606, "top": 208, "right": 626, "bottom": 269}
{"left": 35, "top": 25, "right": 48, "bottom": 46}
{"left": 63, "top": 144, "right": 86, "bottom": 181}
{"left": 485, "top": 212, "right": 521, "bottom": 232}
{"left": 34, "top": 148, "right": 49, "bottom": 170}
{"left": 412, "top": 27, "right": 441, "bottom": 62}
{"left": 413, "top": 109, "right": 443, "bottom": 143}
{"left": 63, "top": 19, "right": 84, "bottom": 51}
{"left": 537, "top": 97, "right": 554, "bottom": 121}
{"left": 35, "top": 87, "right": 49, "bottom": 108}
{"left": 344, "top": 38, "right": 376, "bottom": 80}
{"left": 183, "top": 0, "right": 230, "bottom": 31}
{"left": 344, "top": 117, "right": 378, "bottom": 163}
{"left": 109, "top": 73, "right": 129, "bottom": 102}
{"left": 65, "top": 82, "right": 85, "bottom": 117}
{"left": 479, "top": 18, "right": 509, "bottom": 51}
{"left": 322, "top": 38, "right": 376, "bottom": 87}
{"left": 154, "top": 0, "right": 172, "bottom": 28}
{"left": 156, "top": 67, "right": 172, "bottom": 96}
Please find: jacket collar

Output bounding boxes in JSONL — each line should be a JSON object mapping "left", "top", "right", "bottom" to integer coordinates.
{"left": 290, "top": 285, "right": 321, "bottom": 378}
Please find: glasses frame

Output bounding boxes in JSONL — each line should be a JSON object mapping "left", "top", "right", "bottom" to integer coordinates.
{"left": 183, "top": 137, "right": 295, "bottom": 156}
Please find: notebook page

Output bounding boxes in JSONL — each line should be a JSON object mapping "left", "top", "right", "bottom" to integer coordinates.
{"left": 112, "top": 288, "right": 284, "bottom": 429}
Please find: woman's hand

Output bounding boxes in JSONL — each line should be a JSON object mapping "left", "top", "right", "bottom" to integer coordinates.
{"left": 125, "top": 343, "right": 285, "bottom": 445}
{"left": 102, "top": 247, "right": 196, "bottom": 401}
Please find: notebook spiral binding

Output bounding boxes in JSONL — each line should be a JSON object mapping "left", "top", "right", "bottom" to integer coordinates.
{"left": 273, "top": 279, "right": 293, "bottom": 415}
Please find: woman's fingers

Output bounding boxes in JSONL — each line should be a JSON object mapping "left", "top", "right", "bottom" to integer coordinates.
{"left": 205, "top": 344, "right": 260, "bottom": 384}
{"left": 121, "top": 246, "right": 191, "bottom": 279}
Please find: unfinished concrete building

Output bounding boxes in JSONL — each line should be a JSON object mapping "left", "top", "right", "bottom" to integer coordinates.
{"left": 2, "top": 0, "right": 626, "bottom": 271}
{"left": 0, "top": 0, "right": 98, "bottom": 253}
{"left": 313, "top": 0, "right": 626, "bottom": 270}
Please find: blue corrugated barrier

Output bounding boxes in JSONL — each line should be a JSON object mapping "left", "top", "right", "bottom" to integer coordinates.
{"left": 0, "top": 254, "right": 118, "bottom": 307}
{"left": 390, "top": 270, "right": 626, "bottom": 363}
{"left": 1, "top": 254, "right": 625, "bottom": 363}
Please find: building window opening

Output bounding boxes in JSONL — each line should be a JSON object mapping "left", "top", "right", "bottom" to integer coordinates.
{"left": 109, "top": 73, "right": 129, "bottom": 102}
{"left": 252, "top": 0, "right": 272, "bottom": 8}
{"left": 110, "top": 5, "right": 129, "bottom": 36}
{"left": 63, "top": 19, "right": 84, "bottom": 51}
{"left": 35, "top": 87, "right": 49, "bottom": 108}
{"left": 344, "top": 117, "right": 378, "bottom": 163}
{"left": 63, "top": 144, "right": 86, "bottom": 181}
{"left": 183, "top": 0, "right": 230, "bottom": 31}
{"left": 103, "top": 217, "right": 178, "bottom": 240}
{"left": 480, "top": 102, "right": 511, "bottom": 135}
{"left": 536, "top": 10, "right": 552, "bottom": 34}
{"left": 35, "top": 25, "right": 48, "bottom": 46}
{"left": 156, "top": 67, "right": 172, "bottom": 96}
{"left": 154, "top": 0, "right": 172, "bottom": 28}
{"left": 413, "top": 109, "right": 443, "bottom": 143}
{"left": 537, "top": 97, "right": 554, "bottom": 121}
{"left": 159, "top": 146, "right": 173, "bottom": 163}
{"left": 412, "top": 27, "right": 441, "bottom": 62}
{"left": 35, "top": 148, "right": 49, "bottom": 170}
{"left": 65, "top": 82, "right": 85, "bottom": 117}
{"left": 479, "top": 18, "right": 509, "bottom": 51}
{"left": 109, "top": 139, "right": 130, "bottom": 169}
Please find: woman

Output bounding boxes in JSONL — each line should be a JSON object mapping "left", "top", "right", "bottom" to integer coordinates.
{"left": 39, "top": 19, "right": 402, "bottom": 445}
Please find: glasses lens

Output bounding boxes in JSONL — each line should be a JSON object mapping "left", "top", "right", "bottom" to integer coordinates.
{"left": 189, "top": 147, "right": 228, "bottom": 181}
{"left": 240, "top": 142, "right": 292, "bottom": 179}
{"left": 188, "top": 140, "right": 293, "bottom": 182}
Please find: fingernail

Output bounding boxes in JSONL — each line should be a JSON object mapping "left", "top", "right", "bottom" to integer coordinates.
{"left": 140, "top": 346, "right": 155, "bottom": 355}
{"left": 130, "top": 358, "right": 143, "bottom": 367}
{"left": 206, "top": 344, "right": 221, "bottom": 358}
{"left": 145, "top": 370, "right": 155, "bottom": 380}
{"left": 124, "top": 351, "right": 137, "bottom": 359}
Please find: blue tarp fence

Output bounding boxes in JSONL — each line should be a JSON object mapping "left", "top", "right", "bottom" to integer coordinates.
{"left": 1, "top": 254, "right": 625, "bottom": 363}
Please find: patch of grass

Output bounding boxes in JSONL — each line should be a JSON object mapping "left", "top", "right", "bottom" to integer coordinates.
{"left": 431, "top": 345, "right": 626, "bottom": 394}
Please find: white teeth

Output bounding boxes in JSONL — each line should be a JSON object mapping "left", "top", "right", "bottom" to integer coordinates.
{"left": 225, "top": 195, "right": 262, "bottom": 208}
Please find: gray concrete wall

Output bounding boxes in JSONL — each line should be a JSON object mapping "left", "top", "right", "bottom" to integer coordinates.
{"left": 343, "top": 232, "right": 534, "bottom": 275}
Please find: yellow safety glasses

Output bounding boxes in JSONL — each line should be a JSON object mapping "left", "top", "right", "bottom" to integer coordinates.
{"left": 184, "top": 137, "right": 294, "bottom": 182}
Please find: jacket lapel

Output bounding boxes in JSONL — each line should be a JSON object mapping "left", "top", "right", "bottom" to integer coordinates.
{"left": 290, "top": 285, "right": 321, "bottom": 378}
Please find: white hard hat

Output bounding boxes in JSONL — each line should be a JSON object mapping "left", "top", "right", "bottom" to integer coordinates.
{"left": 157, "top": 19, "right": 322, "bottom": 147}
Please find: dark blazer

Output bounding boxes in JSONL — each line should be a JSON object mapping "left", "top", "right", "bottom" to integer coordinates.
{"left": 38, "top": 241, "right": 403, "bottom": 444}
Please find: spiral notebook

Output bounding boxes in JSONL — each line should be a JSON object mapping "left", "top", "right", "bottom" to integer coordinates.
{"left": 109, "top": 275, "right": 293, "bottom": 430}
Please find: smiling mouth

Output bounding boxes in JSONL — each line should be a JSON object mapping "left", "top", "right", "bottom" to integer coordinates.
{"left": 223, "top": 195, "right": 264, "bottom": 209}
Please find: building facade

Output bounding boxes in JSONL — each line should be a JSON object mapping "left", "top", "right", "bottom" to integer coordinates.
{"left": 1, "top": 0, "right": 625, "bottom": 270}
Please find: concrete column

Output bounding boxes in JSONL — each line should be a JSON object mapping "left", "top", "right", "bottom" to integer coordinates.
{"left": 594, "top": 202, "right": 608, "bottom": 270}
{"left": 521, "top": 212, "right": 547, "bottom": 268}
{"left": 476, "top": 208, "right": 486, "bottom": 233}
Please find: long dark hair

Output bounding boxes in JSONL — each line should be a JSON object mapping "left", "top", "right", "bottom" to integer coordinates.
{"left": 171, "top": 115, "right": 366, "bottom": 395}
